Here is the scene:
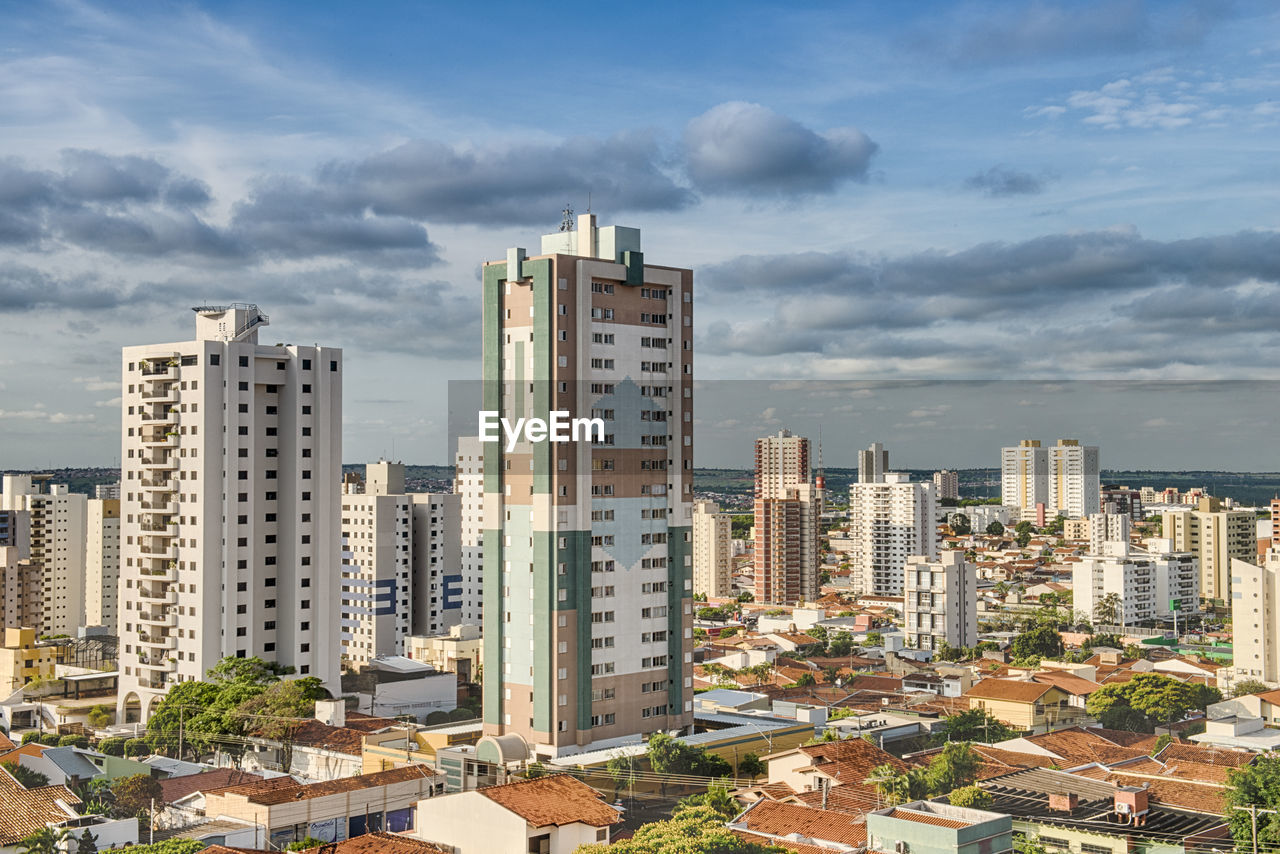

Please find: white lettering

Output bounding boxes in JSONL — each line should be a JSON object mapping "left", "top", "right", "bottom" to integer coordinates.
{"left": 501, "top": 416, "right": 525, "bottom": 453}
{"left": 479, "top": 410, "right": 605, "bottom": 449}
{"left": 573, "top": 416, "right": 606, "bottom": 443}
{"left": 478, "top": 411, "right": 501, "bottom": 443}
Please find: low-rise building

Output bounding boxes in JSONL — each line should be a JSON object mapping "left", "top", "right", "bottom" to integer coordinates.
{"left": 965, "top": 678, "right": 1077, "bottom": 732}
{"left": 866, "top": 801, "right": 1012, "bottom": 854}
{"left": 406, "top": 624, "right": 482, "bottom": 684}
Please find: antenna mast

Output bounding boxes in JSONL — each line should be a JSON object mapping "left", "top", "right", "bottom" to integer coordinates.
{"left": 559, "top": 203, "right": 575, "bottom": 232}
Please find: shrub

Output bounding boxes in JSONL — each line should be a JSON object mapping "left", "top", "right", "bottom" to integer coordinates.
{"left": 123, "top": 738, "right": 148, "bottom": 757}
{"left": 99, "top": 737, "right": 127, "bottom": 756}
{"left": 58, "top": 734, "right": 90, "bottom": 749}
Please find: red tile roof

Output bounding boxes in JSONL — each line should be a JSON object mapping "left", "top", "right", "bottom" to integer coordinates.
{"left": 478, "top": 774, "right": 619, "bottom": 827}
{"left": 735, "top": 800, "right": 868, "bottom": 846}
{"left": 0, "top": 731, "right": 15, "bottom": 753}
{"left": 208, "top": 765, "right": 440, "bottom": 805}
{"left": 883, "top": 806, "right": 972, "bottom": 829}
{"left": 966, "top": 678, "right": 1055, "bottom": 703}
{"left": 160, "top": 769, "right": 264, "bottom": 804}
{"left": 0, "top": 765, "right": 81, "bottom": 845}
{"left": 300, "top": 832, "right": 452, "bottom": 854}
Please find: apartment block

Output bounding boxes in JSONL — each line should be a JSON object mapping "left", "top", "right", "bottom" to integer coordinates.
{"left": 480, "top": 213, "right": 694, "bottom": 758}
{"left": 858, "top": 442, "right": 888, "bottom": 484}
{"left": 85, "top": 498, "right": 121, "bottom": 630}
{"left": 1072, "top": 540, "right": 1199, "bottom": 626}
{"left": 117, "top": 304, "right": 342, "bottom": 721}
{"left": 340, "top": 463, "right": 413, "bottom": 667}
{"left": 1001, "top": 441, "right": 1047, "bottom": 522}
{"left": 692, "top": 500, "right": 732, "bottom": 599}
{"left": 1163, "top": 497, "right": 1255, "bottom": 605}
{"left": 1001, "top": 439, "right": 1099, "bottom": 522}
{"left": 753, "top": 430, "right": 821, "bottom": 605}
{"left": 848, "top": 472, "right": 939, "bottom": 596}
{"left": 933, "top": 470, "right": 959, "bottom": 501}
{"left": 1227, "top": 554, "right": 1280, "bottom": 687}
{"left": 1, "top": 474, "right": 88, "bottom": 636}
{"left": 411, "top": 491, "right": 462, "bottom": 637}
{"left": 454, "top": 436, "right": 485, "bottom": 627}
{"left": 0, "top": 546, "right": 41, "bottom": 631}
{"left": 903, "top": 551, "right": 977, "bottom": 651}
{"left": 1087, "top": 511, "right": 1131, "bottom": 554}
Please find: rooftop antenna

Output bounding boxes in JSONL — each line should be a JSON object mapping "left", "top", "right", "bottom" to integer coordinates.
{"left": 587, "top": 191, "right": 592, "bottom": 213}
{"left": 559, "top": 203, "right": 575, "bottom": 232}
{"left": 815, "top": 426, "right": 825, "bottom": 493}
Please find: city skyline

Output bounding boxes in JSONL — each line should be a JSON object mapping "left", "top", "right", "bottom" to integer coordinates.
{"left": 3, "top": 1, "right": 1280, "bottom": 467}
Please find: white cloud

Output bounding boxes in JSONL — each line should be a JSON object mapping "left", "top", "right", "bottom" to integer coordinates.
{"left": 94, "top": 397, "right": 121, "bottom": 408}
{"left": 73, "top": 376, "right": 121, "bottom": 392}
{"left": 0, "top": 408, "right": 95, "bottom": 423}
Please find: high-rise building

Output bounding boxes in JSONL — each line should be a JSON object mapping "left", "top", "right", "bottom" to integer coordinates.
{"left": 903, "top": 551, "right": 977, "bottom": 651}
{"left": 85, "top": 498, "right": 121, "bottom": 630}
{"left": 1229, "top": 554, "right": 1280, "bottom": 688}
{"left": 1000, "top": 439, "right": 1099, "bottom": 522}
{"left": 0, "top": 546, "right": 41, "bottom": 630}
{"left": 454, "top": 437, "right": 485, "bottom": 627}
{"left": 858, "top": 442, "right": 888, "bottom": 484}
{"left": 95, "top": 482, "right": 122, "bottom": 500}
{"left": 1163, "top": 497, "right": 1255, "bottom": 605}
{"left": 340, "top": 463, "right": 413, "bottom": 667}
{"left": 117, "top": 304, "right": 342, "bottom": 722}
{"left": 479, "top": 214, "right": 694, "bottom": 758}
{"left": 752, "top": 430, "right": 822, "bottom": 605}
{"left": 1087, "top": 511, "right": 1130, "bottom": 554}
{"left": 1072, "top": 540, "right": 1198, "bottom": 626}
{"left": 848, "top": 472, "right": 938, "bottom": 596}
{"left": 932, "top": 470, "right": 959, "bottom": 501}
{"left": 1101, "top": 486, "right": 1143, "bottom": 522}
{"left": 410, "top": 491, "right": 462, "bottom": 637}
{"left": 692, "top": 500, "right": 732, "bottom": 599}
{"left": 1, "top": 475, "right": 88, "bottom": 636}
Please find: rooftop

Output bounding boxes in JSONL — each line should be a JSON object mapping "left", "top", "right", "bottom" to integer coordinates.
{"left": 207, "top": 765, "right": 440, "bottom": 806}
{"left": 477, "top": 774, "right": 620, "bottom": 828}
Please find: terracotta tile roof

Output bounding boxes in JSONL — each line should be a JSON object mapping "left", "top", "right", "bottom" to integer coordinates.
{"left": 1082, "top": 727, "right": 1162, "bottom": 749}
{"left": 160, "top": 769, "right": 264, "bottom": 804}
{"left": 799, "top": 737, "right": 907, "bottom": 773}
{"left": 1155, "top": 742, "right": 1254, "bottom": 768}
{"left": 478, "top": 773, "right": 619, "bottom": 827}
{"left": 1022, "top": 729, "right": 1149, "bottom": 767}
{"left": 793, "top": 785, "right": 882, "bottom": 813}
{"left": 0, "top": 766, "right": 81, "bottom": 845}
{"left": 1031, "top": 671, "right": 1102, "bottom": 696}
{"left": 1163, "top": 760, "right": 1237, "bottom": 785}
{"left": 300, "top": 832, "right": 452, "bottom": 853}
{"left": 966, "top": 677, "right": 1055, "bottom": 703}
{"left": 883, "top": 806, "right": 971, "bottom": 829}
{"left": 844, "top": 675, "right": 903, "bottom": 693}
{"left": 1105, "top": 773, "right": 1228, "bottom": 813}
{"left": 209, "top": 765, "right": 440, "bottom": 805}
{"left": 732, "top": 829, "right": 839, "bottom": 854}
{"left": 203, "top": 846, "right": 270, "bottom": 854}
{"left": 1252, "top": 688, "right": 1280, "bottom": 706}
{"left": 1108, "top": 756, "right": 1165, "bottom": 775}
{"left": 285, "top": 715, "right": 399, "bottom": 754}
{"left": 0, "top": 731, "right": 15, "bottom": 753}
{"left": 735, "top": 800, "right": 868, "bottom": 846}
{"left": 971, "top": 746, "right": 1058, "bottom": 778}
{"left": 1069, "top": 764, "right": 1112, "bottom": 780}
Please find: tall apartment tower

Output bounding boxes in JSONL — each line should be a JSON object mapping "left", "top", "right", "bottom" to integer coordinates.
{"left": 752, "top": 430, "right": 822, "bottom": 605}
{"left": 903, "top": 551, "right": 977, "bottom": 651}
{"left": 454, "top": 436, "right": 486, "bottom": 627}
{"left": 932, "top": 470, "right": 959, "bottom": 501}
{"left": 1163, "top": 496, "right": 1255, "bottom": 605}
{"left": 0, "top": 546, "right": 42, "bottom": 630}
{"left": 692, "top": 500, "right": 733, "bottom": 599}
{"left": 85, "top": 498, "right": 121, "bottom": 629}
{"left": 1229, "top": 555, "right": 1280, "bottom": 688}
{"left": 117, "top": 304, "right": 342, "bottom": 721}
{"left": 858, "top": 442, "right": 889, "bottom": 484}
{"left": 339, "top": 462, "right": 413, "bottom": 667}
{"left": 410, "top": 491, "right": 462, "bottom": 636}
{"left": 1001, "top": 440, "right": 1047, "bottom": 522}
{"left": 1088, "top": 511, "right": 1131, "bottom": 554}
{"left": 1048, "top": 439, "right": 1100, "bottom": 519}
{"left": 479, "top": 214, "right": 694, "bottom": 758}
{"left": 1, "top": 475, "right": 88, "bottom": 636}
{"left": 848, "top": 472, "right": 939, "bottom": 596}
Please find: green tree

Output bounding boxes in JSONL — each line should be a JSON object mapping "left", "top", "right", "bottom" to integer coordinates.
{"left": 58, "top": 734, "right": 89, "bottom": 748}
{"left": 1093, "top": 592, "right": 1121, "bottom": 626}
{"left": 1234, "top": 679, "right": 1272, "bottom": 697}
{"left": 1227, "top": 754, "right": 1280, "bottom": 850}
{"left": 38, "top": 733, "right": 60, "bottom": 746}
{"left": 737, "top": 752, "right": 765, "bottom": 779}
{"left": 605, "top": 752, "right": 637, "bottom": 800}
{"left": 3, "top": 760, "right": 50, "bottom": 788}
{"left": 949, "top": 784, "right": 993, "bottom": 808}
{"left": 1086, "top": 672, "right": 1201, "bottom": 732}
{"left": 866, "top": 764, "right": 929, "bottom": 806}
{"left": 86, "top": 705, "right": 113, "bottom": 728}
{"left": 20, "top": 731, "right": 42, "bottom": 745}
{"left": 675, "top": 781, "right": 740, "bottom": 820}
{"left": 950, "top": 514, "right": 972, "bottom": 536}
{"left": 934, "top": 709, "right": 1018, "bottom": 744}
{"left": 926, "top": 742, "right": 980, "bottom": 794}
{"left": 862, "top": 631, "right": 883, "bottom": 648}
{"left": 793, "top": 672, "right": 816, "bottom": 688}
{"left": 110, "top": 773, "right": 164, "bottom": 819}
{"left": 116, "top": 841, "right": 205, "bottom": 854}
{"left": 828, "top": 633, "right": 855, "bottom": 656}
{"left": 123, "top": 738, "right": 148, "bottom": 757}
{"left": 986, "top": 520, "right": 1005, "bottom": 536}
{"left": 286, "top": 838, "right": 326, "bottom": 851}
{"left": 575, "top": 805, "right": 774, "bottom": 854}
{"left": 76, "top": 829, "right": 99, "bottom": 854}
{"left": 1011, "top": 624, "right": 1063, "bottom": 661}
{"left": 16, "top": 827, "right": 72, "bottom": 854}
{"left": 524, "top": 761, "right": 546, "bottom": 779}
{"left": 1014, "top": 833, "right": 1049, "bottom": 854}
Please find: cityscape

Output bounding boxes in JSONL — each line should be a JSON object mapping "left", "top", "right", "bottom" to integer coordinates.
{"left": 2, "top": 3, "right": 1280, "bottom": 854}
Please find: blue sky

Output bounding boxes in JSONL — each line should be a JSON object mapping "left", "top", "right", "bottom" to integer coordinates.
{"left": 1, "top": 0, "right": 1279, "bottom": 469}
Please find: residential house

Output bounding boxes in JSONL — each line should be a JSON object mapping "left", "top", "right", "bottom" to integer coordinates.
{"left": 965, "top": 678, "right": 1077, "bottom": 732}
{"left": 761, "top": 737, "right": 909, "bottom": 812}
{"left": 728, "top": 800, "right": 869, "bottom": 852}
{"left": 866, "top": 801, "right": 1013, "bottom": 854}
{"left": 0, "top": 764, "right": 136, "bottom": 853}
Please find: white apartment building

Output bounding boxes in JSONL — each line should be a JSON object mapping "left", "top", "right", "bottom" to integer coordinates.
{"left": 1, "top": 475, "right": 88, "bottom": 636}
{"left": 903, "top": 551, "right": 977, "bottom": 651}
{"left": 848, "top": 473, "right": 938, "bottom": 596}
{"left": 858, "top": 442, "right": 889, "bottom": 484}
{"left": 86, "top": 498, "right": 121, "bottom": 630}
{"left": 753, "top": 430, "right": 821, "bottom": 605}
{"left": 1000, "top": 439, "right": 1099, "bottom": 522}
{"left": 1088, "top": 511, "right": 1130, "bottom": 554}
{"left": 1072, "top": 540, "right": 1199, "bottom": 626}
{"left": 1163, "top": 497, "right": 1255, "bottom": 605}
{"left": 1228, "top": 554, "right": 1280, "bottom": 688}
{"left": 454, "top": 436, "right": 485, "bottom": 627}
{"left": 117, "top": 304, "right": 342, "bottom": 722}
{"left": 340, "top": 463, "right": 413, "bottom": 667}
{"left": 932, "top": 470, "right": 959, "bottom": 501}
{"left": 692, "top": 500, "right": 732, "bottom": 599}
{"left": 410, "top": 491, "right": 462, "bottom": 637}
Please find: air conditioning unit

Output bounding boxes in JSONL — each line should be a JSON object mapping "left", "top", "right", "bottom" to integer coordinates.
{"left": 895, "top": 841, "right": 910, "bottom": 854}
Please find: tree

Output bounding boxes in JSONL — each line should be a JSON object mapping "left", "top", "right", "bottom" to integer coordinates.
{"left": 862, "top": 631, "right": 883, "bottom": 649}
{"left": 286, "top": 838, "right": 326, "bottom": 851}
{"left": 926, "top": 742, "right": 980, "bottom": 794}
{"left": 949, "top": 784, "right": 992, "bottom": 808}
{"left": 115, "top": 842, "right": 205, "bottom": 854}
{"left": 58, "top": 734, "right": 90, "bottom": 749}
{"left": 76, "top": 829, "right": 99, "bottom": 854}
{"left": 934, "top": 709, "right": 1018, "bottom": 744}
{"left": 828, "top": 633, "right": 854, "bottom": 656}
{"left": 793, "top": 672, "right": 816, "bottom": 688}
{"left": 576, "top": 805, "right": 772, "bottom": 854}
{"left": 951, "top": 514, "right": 972, "bottom": 536}
{"left": 1094, "top": 592, "right": 1121, "bottom": 626}
{"left": 737, "top": 752, "right": 765, "bottom": 779}
{"left": 87, "top": 705, "right": 113, "bottom": 728}
{"left": 1086, "top": 672, "right": 1200, "bottom": 732}
{"left": 15, "top": 827, "right": 72, "bottom": 854}
{"left": 111, "top": 773, "right": 164, "bottom": 819}
{"left": 3, "top": 760, "right": 50, "bottom": 788}
{"left": 1234, "top": 679, "right": 1272, "bottom": 697}
{"left": 676, "top": 781, "right": 740, "bottom": 820}
{"left": 20, "top": 731, "right": 42, "bottom": 745}
{"left": 1016, "top": 530, "right": 1032, "bottom": 548}
{"left": 1014, "top": 833, "right": 1049, "bottom": 854}
{"left": 605, "top": 752, "right": 637, "bottom": 800}
{"left": 1227, "top": 754, "right": 1280, "bottom": 850}
{"left": 821, "top": 666, "right": 841, "bottom": 685}
{"left": 524, "top": 761, "right": 546, "bottom": 779}
{"left": 986, "top": 520, "right": 1005, "bottom": 536}
{"left": 866, "top": 764, "right": 929, "bottom": 806}
{"left": 1011, "top": 624, "right": 1063, "bottom": 661}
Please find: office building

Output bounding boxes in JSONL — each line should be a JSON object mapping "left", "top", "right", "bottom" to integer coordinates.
{"left": 1163, "top": 497, "right": 1255, "bottom": 605}
{"left": 1226, "top": 554, "right": 1280, "bottom": 688}
{"left": 1072, "top": 540, "right": 1198, "bottom": 626}
{"left": 933, "top": 470, "right": 959, "bottom": 501}
{"left": 340, "top": 463, "right": 413, "bottom": 667}
{"left": 1000, "top": 439, "right": 1099, "bottom": 522}
{"left": 411, "top": 491, "right": 462, "bottom": 637}
{"left": 117, "top": 304, "right": 342, "bottom": 721}
{"left": 858, "top": 442, "right": 888, "bottom": 484}
{"left": 1, "top": 474, "right": 88, "bottom": 636}
{"left": 848, "top": 472, "right": 938, "bottom": 596}
{"left": 0, "top": 546, "right": 42, "bottom": 630}
{"left": 903, "top": 551, "right": 977, "bottom": 651}
{"left": 85, "top": 498, "right": 121, "bottom": 630}
{"left": 479, "top": 213, "right": 694, "bottom": 758}
{"left": 692, "top": 500, "right": 733, "bottom": 599}
{"left": 752, "top": 430, "right": 822, "bottom": 605}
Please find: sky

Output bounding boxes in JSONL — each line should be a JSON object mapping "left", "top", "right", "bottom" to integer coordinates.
{"left": 1, "top": 0, "right": 1279, "bottom": 470}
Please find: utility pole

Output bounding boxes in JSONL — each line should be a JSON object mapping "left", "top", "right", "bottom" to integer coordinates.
{"left": 1235, "top": 803, "right": 1278, "bottom": 854}
{"left": 178, "top": 704, "right": 184, "bottom": 762}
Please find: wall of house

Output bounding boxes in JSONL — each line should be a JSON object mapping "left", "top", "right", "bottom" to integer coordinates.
{"left": 414, "top": 792, "right": 528, "bottom": 854}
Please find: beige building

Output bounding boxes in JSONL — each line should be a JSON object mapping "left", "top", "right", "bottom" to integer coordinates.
{"left": 848, "top": 473, "right": 938, "bottom": 596}
{"left": 118, "top": 304, "right": 343, "bottom": 722}
{"left": 692, "top": 500, "right": 732, "bottom": 598}
{"left": 0, "top": 546, "right": 42, "bottom": 631}
{"left": 1226, "top": 554, "right": 1280, "bottom": 689}
{"left": 454, "top": 436, "right": 485, "bottom": 627}
{"left": 1001, "top": 439, "right": 1099, "bottom": 522}
{"left": 340, "top": 463, "right": 413, "bottom": 667}
{"left": 86, "top": 498, "right": 120, "bottom": 629}
{"left": 753, "top": 430, "right": 821, "bottom": 605}
{"left": 1, "top": 474, "right": 87, "bottom": 636}
{"left": 933, "top": 469, "right": 959, "bottom": 501}
{"left": 0, "top": 627, "right": 59, "bottom": 694}
{"left": 1163, "top": 496, "right": 1255, "bottom": 604}
{"left": 904, "top": 551, "right": 977, "bottom": 651}
{"left": 407, "top": 624, "right": 483, "bottom": 684}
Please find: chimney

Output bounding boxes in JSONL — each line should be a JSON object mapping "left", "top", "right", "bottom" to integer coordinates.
{"left": 315, "top": 698, "right": 345, "bottom": 728}
{"left": 1114, "top": 786, "right": 1149, "bottom": 826}
{"left": 1049, "top": 792, "right": 1078, "bottom": 812}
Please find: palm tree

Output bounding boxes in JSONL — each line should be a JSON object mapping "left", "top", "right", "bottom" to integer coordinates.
{"left": 866, "top": 764, "right": 928, "bottom": 806}
{"left": 1094, "top": 592, "right": 1121, "bottom": 626}
{"left": 17, "top": 827, "right": 72, "bottom": 854}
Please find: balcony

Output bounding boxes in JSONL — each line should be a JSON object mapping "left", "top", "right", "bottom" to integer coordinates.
{"left": 137, "top": 655, "right": 177, "bottom": 672}
{"left": 140, "top": 386, "right": 177, "bottom": 405}
{"left": 139, "top": 564, "right": 177, "bottom": 582}
{"left": 141, "top": 432, "right": 179, "bottom": 448}
{"left": 140, "top": 454, "right": 179, "bottom": 471}
{"left": 137, "top": 611, "right": 177, "bottom": 628}
{"left": 140, "top": 523, "right": 178, "bottom": 537}
{"left": 140, "top": 478, "right": 177, "bottom": 494}
{"left": 140, "top": 500, "right": 177, "bottom": 513}
{"left": 138, "top": 588, "right": 177, "bottom": 606}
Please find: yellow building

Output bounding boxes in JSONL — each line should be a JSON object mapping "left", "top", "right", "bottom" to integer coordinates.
{"left": 1164, "top": 496, "right": 1255, "bottom": 604}
{"left": 0, "top": 627, "right": 60, "bottom": 694}
{"left": 965, "top": 677, "right": 1077, "bottom": 732}
{"left": 362, "top": 720, "right": 484, "bottom": 773}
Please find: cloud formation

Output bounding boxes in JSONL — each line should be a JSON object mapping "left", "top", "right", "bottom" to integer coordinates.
{"left": 965, "top": 165, "right": 1054, "bottom": 196}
